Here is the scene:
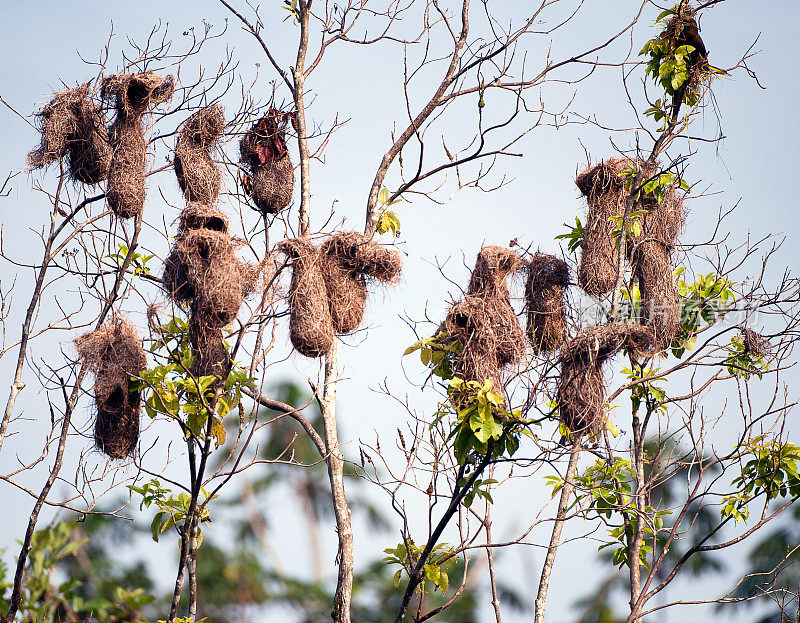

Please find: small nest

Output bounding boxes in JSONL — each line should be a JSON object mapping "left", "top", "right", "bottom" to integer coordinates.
{"left": 27, "top": 84, "right": 111, "bottom": 185}
{"left": 174, "top": 104, "right": 225, "bottom": 204}
{"left": 280, "top": 238, "right": 335, "bottom": 358}
{"left": 162, "top": 229, "right": 253, "bottom": 326}
{"left": 320, "top": 231, "right": 403, "bottom": 334}
{"left": 239, "top": 112, "right": 294, "bottom": 215}
{"left": 177, "top": 202, "right": 229, "bottom": 237}
{"left": 102, "top": 72, "right": 174, "bottom": 219}
{"left": 525, "top": 253, "right": 570, "bottom": 353}
{"left": 464, "top": 246, "right": 525, "bottom": 367}
{"left": 557, "top": 323, "right": 655, "bottom": 436}
{"left": 74, "top": 315, "right": 147, "bottom": 459}
{"left": 188, "top": 307, "right": 232, "bottom": 382}
{"left": 741, "top": 327, "right": 770, "bottom": 357}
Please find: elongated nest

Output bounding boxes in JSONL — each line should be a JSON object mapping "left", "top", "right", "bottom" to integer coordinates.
{"left": 320, "top": 231, "right": 403, "bottom": 334}
{"left": 74, "top": 315, "right": 147, "bottom": 459}
{"left": 525, "top": 253, "right": 570, "bottom": 353}
{"left": 162, "top": 229, "right": 254, "bottom": 326}
{"left": 102, "top": 72, "right": 174, "bottom": 219}
{"left": 188, "top": 307, "right": 232, "bottom": 383}
{"left": 177, "top": 202, "right": 229, "bottom": 237}
{"left": 633, "top": 242, "right": 680, "bottom": 351}
{"left": 557, "top": 323, "right": 655, "bottom": 436}
{"left": 174, "top": 104, "right": 225, "bottom": 204}
{"left": 239, "top": 114, "right": 294, "bottom": 215}
{"left": 280, "top": 237, "right": 334, "bottom": 357}
{"left": 27, "top": 85, "right": 112, "bottom": 185}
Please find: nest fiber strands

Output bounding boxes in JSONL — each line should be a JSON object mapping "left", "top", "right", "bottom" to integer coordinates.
{"left": 74, "top": 315, "right": 147, "bottom": 459}
{"left": 174, "top": 105, "right": 225, "bottom": 204}
{"left": 177, "top": 202, "right": 229, "bottom": 237}
{"left": 102, "top": 72, "right": 174, "bottom": 219}
{"left": 162, "top": 229, "right": 253, "bottom": 326}
{"left": 525, "top": 253, "right": 570, "bottom": 353}
{"left": 281, "top": 238, "right": 335, "bottom": 358}
{"left": 557, "top": 323, "right": 654, "bottom": 436}
{"left": 320, "top": 231, "right": 402, "bottom": 334}
{"left": 239, "top": 114, "right": 294, "bottom": 215}
{"left": 464, "top": 246, "right": 525, "bottom": 367}
{"left": 27, "top": 85, "right": 112, "bottom": 185}
{"left": 188, "top": 308, "right": 232, "bottom": 382}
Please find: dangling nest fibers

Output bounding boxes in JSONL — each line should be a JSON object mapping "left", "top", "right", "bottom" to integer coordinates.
{"left": 525, "top": 253, "right": 570, "bottom": 353}
{"left": 741, "top": 327, "right": 770, "bottom": 357}
{"left": 239, "top": 110, "right": 295, "bottom": 215}
{"left": 174, "top": 104, "right": 225, "bottom": 204}
{"left": 320, "top": 231, "right": 403, "bottom": 334}
{"left": 557, "top": 323, "right": 655, "bottom": 436}
{"left": 188, "top": 306, "right": 232, "bottom": 382}
{"left": 280, "top": 238, "right": 335, "bottom": 358}
{"left": 464, "top": 245, "right": 525, "bottom": 367}
{"left": 177, "top": 202, "right": 229, "bottom": 237}
{"left": 27, "top": 84, "right": 112, "bottom": 185}
{"left": 162, "top": 229, "right": 254, "bottom": 327}
{"left": 101, "top": 72, "right": 174, "bottom": 219}
{"left": 74, "top": 314, "right": 147, "bottom": 459}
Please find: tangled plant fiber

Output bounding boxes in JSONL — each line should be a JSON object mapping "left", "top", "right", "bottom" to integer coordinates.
{"left": 102, "top": 72, "right": 174, "bottom": 219}
{"left": 174, "top": 104, "right": 225, "bottom": 204}
{"left": 27, "top": 84, "right": 112, "bottom": 185}
{"left": 525, "top": 253, "right": 570, "bottom": 353}
{"left": 239, "top": 111, "right": 295, "bottom": 215}
{"left": 320, "top": 231, "right": 402, "bottom": 334}
{"left": 557, "top": 323, "right": 654, "bottom": 436}
{"left": 74, "top": 314, "right": 147, "bottom": 459}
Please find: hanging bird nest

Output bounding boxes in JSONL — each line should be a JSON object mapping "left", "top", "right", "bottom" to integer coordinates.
{"left": 101, "top": 72, "right": 174, "bottom": 219}
{"left": 188, "top": 307, "right": 232, "bottom": 382}
{"left": 740, "top": 327, "right": 770, "bottom": 357}
{"left": 525, "top": 253, "right": 570, "bottom": 353}
{"left": 174, "top": 104, "right": 225, "bottom": 204}
{"left": 557, "top": 323, "right": 654, "bottom": 436}
{"left": 633, "top": 242, "right": 681, "bottom": 351}
{"left": 239, "top": 110, "right": 295, "bottom": 215}
{"left": 27, "top": 84, "right": 111, "bottom": 185}
{"left": 280, "top": 237, "right": 335, "bottom": 358}
{"left": 74, "top": 314, "right": 147, "bottom": 459}
{"left": 162, "top": 229, "right": 253, "bottom": 326}
{"left": 319, "top": 231, "right": 403, "bottom": 334}
{"left": 177, "top": 202, "right": 229, "bottom": 237}
{"left": 463, "top": 245, "right": 525, "bottom": 367}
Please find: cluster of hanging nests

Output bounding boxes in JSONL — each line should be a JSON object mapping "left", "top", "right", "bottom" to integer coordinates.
{"left": 280, "top": 232, "right": 403, "bottom": 357}
{"left": 27, "top": 72, "right": 175, "bottom": 220}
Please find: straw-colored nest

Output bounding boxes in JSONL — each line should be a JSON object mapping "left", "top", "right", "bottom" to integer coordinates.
{"left": 177, "top": 202, "right": 229, "bottom": 237}
{"left": 74, "top": 314, "right": 147, "bottom": 459}
{"left": 280, "top": 237, "right": 335, "bottom": 358}
{"left": 27, "top": 84, "right": 111, "bottom": 185}
{"left": 557, "top": 323, "right": 655, "bottom": 436}
{"left": 239, "top": 115, "right": 294, "bottom": 215}
{"left": 102, "top": 72, "right": 174, "bottom": 219}
{"left": 188, "top": 308, "right": 232, "bottom": 382}
{"left": 320, "top": 231, "right": 402, "bottom": 334}
{"left": 525, "top": 253, "right": 570, "bottom": 353}
{"left": 174, "top": 104, "right": 225, "bottom": 204}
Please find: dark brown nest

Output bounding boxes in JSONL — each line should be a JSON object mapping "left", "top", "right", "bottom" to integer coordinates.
{"left": 463, "top": 246, "right": 525, "bottom": 367}
{"left": 74, "top": 315, "right": 147, "bottom": 459}
{"left": 320, "top": 231, "right": 403, "bottom": 334}
{"left": 27, "top": 85, "right": 112, "bottom": 185}
{"left": 557, "top": 323, "right": 655, "bottom": 436}
{"left": 741, "top": 327, "right": 770, "bottom": 357}
{"left": 101, "top": 72, "right": 174, "bottom": 219}
{"left": 188, "top": 307, "right": 232, "bottom": 382}
{"left": 525, "top": 253, "right": 570, "bottom": 353}
{"left": 177, "top": 202, "right": 229, "bottom": 237}
{"left": 280, "top": 238, "right": 335, "bottom": 358}
{"left": 239, "top": 114, "right": 295, "bottom": 215}
{"left": 162, "top": 229, "right": 253, "bottom": 326}
{"left": 174, "top": 104, "right": 225, "bottom": 204}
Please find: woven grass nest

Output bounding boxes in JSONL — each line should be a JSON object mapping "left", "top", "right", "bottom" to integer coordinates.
{"left": 557, "top": 323, "right": 654, "bottom": 437}
{"left": 436, "top": 245, "right": 525, "bottom": 395}
{"left": 101, "top": 72, "right": 175, "bottom": 219}
{"left": 174, "top": 104, "right": 225, "bottom": 204}
{"left": 27, "top": 83, "right": 112, "bottom": 185}
{"left": 525, "top": 253, "right": 570, "bottom": 353}
{"left": 74, "top": 314, "right": 147, "bottom": 459}
{"left": 239, "top": 111, "right": 294, "bottom": 215}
